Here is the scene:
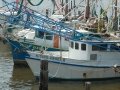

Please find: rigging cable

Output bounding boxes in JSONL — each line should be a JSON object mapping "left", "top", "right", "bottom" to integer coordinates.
{"left": 17, "top": 0, "right": 24, "bottom": 15}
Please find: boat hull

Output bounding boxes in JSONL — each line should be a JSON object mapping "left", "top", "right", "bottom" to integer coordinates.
{"left": 9, "top": 39, "right": 29, "bottom": 60}
{"left": 9, "top": 39, "right": 62, "bottom": 61}
{"left": 26, "top": 56, "right": 120, "bottom": 80}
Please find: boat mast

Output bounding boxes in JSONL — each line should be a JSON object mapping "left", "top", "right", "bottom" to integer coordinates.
{"left": 113, "top": 0, "right": 118, "bottom": 31}
{"left": 65, "top": 0, "right": 68, "bottom": 16}
{"left": 114, "top": 0, "right": 117, "bottom": 21}
{"left": 71, "top": 0, "right": 72, "bottom": 11}
{"left": 73, "top": 0, "right": 76, "bottom": 19}
{"left": 61, "top": 0, "right": 64, "bottom": 13}
{"left": 84, "top": 0, "right": 90, "bottom": 20}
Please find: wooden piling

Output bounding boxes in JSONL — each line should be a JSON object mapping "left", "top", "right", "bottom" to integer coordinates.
{"left": 39, "top": 60, "right": 48, "bottom": 90}
{"left": 85, "top": 82, "right": 91, "bottom": 90}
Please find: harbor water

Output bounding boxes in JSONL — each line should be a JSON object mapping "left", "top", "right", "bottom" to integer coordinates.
{"left": 0, "top": 41, "right": 120, "bottom": 90}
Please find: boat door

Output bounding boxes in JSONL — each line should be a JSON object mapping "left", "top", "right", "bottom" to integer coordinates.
{"left": 53, "top": 35, "right": 59, "bottom": 48}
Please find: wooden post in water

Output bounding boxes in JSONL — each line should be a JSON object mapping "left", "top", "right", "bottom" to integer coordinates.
{"left": 39, "top": 60, "right": 48, "bottom": 90}
{"left": 85, "top": 82, "right": 91, "bottom": 90}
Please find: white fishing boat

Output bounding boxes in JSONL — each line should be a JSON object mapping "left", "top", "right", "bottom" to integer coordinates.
{"left": 8, "top": 25, "right": 69, "bottom": 61}
{"left": 26, "top": 30, "right": 120, "bottom": 80}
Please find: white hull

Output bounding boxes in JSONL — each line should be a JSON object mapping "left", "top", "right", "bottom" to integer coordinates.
{"left": 26, "top": 52, "right": 120, "bottom": 80}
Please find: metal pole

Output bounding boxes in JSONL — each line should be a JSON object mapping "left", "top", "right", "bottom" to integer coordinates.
{"left": 113, "top": 0, "right": 118, "bottom": 31}
{"left": 65, "top": 0, "right": 68, "bottom": 16}
{"left": 73, "top": 0, "right": 76, "bottom": 19}
{"left": 84, "top": 0, "right": 90, "bottom": 20}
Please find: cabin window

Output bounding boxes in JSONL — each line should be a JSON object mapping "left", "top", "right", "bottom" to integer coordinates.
{"left": 99, "top": 44, "right": 107, "bottom": 51}
{"left": 109, "top": 44, "right": 120, "bottom": 51}
{"left": 75, "top": 43, "right": 79, "bottom": 50}
{"left": 71, "top": 42, "right": 74, "bottom": 48}
{"left": 92, "top": 44, "right": 108, "bottom": 51}
{"left": 81, "top": 44, "right": 86, "bottom": 51}
{"left": 35, "top": 30, "right": 39, "bottom": 37}
{"left": 46, "top": 33, "right": 53, "bottom": 40}
{"left": 92, "top": 45, "right": 99, "bottom": 51}
{"left": 35, "top": 30, "right": 44, "bottom": 39}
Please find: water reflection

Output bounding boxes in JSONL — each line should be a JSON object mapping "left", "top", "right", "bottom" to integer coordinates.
{"left": 10, "top": 65, "right": 35, "bottom": 90}
{"left": 0, "top": 57, "right": 13, "bottom": 90}
{"left": 31, "top": 79, "right": 120, "bottom": 90}
{"left": 10, "top": 61, "right": 120, "bottom": 90}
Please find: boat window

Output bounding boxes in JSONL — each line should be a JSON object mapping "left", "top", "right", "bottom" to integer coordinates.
{"left": 35, "top": 30, "right": 39, "bottom": 37}
{"left": 92, "top": 44, "right": 107, "bottom": 51}
{"left": 46, "top": 33, "right": 53, "bottom": 40}
{"left": 110, "top": 44, "right": 120, "bottom": 51}
{"left": 35, "top": 30, "right": 44, "bottom": 39}
{"left": 99, "top": 44, "right": 107, "bottom": 51}
{"left": 92, "top": 44, "right": 120, "bottom": 51}
{"left": 81, "top": 44, "right": 86, "bottom": 51}
{"left": 75, "top": 43, "right": 79, "bottom": 50}
{"left": 71, "top": 42, "right": 74, "bottom": 48}
{"left": 92, "top": 45, "right": 99, "bottom": 51}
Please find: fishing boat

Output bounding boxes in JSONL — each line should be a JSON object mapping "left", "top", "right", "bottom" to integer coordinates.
{"left": 1, "top": 0, "right": 114, "bottom": 70}
{"left": 26, "top": 29, "right": 120, "bottom": 80}
{"left": 8, "top": 27, "right": 69, "bottom": 61}
{"left": 0, "top": 0, "right": 92, "bottom": 62}
{"left": 8, "top": 16, "right": 99, "bottom": 62}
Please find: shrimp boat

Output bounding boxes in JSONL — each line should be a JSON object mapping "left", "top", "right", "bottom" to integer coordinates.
{"left": 8, "top": 27, "right": 69, "bottom": 61}
{"left": 26, "top": 30, "right": 120, "bottom": 80}
{"left": 1, "top": 0, "right": 90, "bottom": 63}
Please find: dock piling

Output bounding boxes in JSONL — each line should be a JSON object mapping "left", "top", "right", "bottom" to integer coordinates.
{"left": 85, "top": 82, "right": 91, "bottom": 90}
{"left": 39, "top": 60, "right": 48, "bottom": 90}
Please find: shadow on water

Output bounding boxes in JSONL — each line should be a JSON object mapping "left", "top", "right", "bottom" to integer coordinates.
{"left": 9, "top": 65, "right": 36, "bottom": 90}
